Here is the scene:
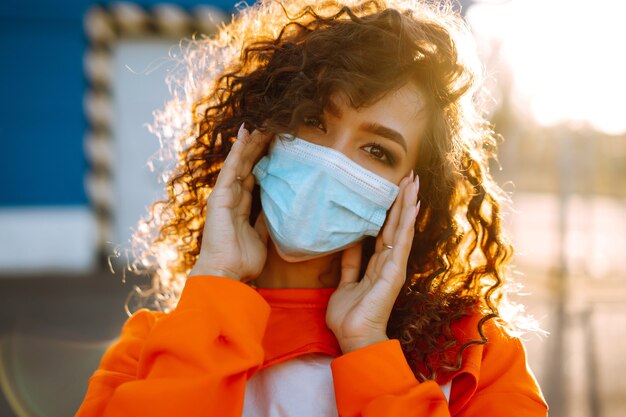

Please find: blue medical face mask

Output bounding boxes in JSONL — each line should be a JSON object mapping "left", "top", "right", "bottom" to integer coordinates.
{"left": 252, "top": 134, "right": 400, "bottom": 262}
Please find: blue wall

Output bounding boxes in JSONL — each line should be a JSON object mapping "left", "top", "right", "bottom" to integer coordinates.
{"left": 0, "top": 0, "right": 242, "bottom": 206}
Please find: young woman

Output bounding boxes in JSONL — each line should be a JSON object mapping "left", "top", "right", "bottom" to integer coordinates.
{"left": 76, "top": 0, "right": 548, "bottom": 416}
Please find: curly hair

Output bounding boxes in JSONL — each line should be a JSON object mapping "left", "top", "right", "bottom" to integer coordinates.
{"left": 129, "top": 0, "right": 525, "bottom": 382}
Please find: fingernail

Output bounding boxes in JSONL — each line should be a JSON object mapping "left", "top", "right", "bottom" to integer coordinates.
{"left": 410, "top": 169, "right": 414, "bottom": 181}
{"left": 237, "top": 122, "right": 247, "bottom": 140}
{"left": 415, "top": 200, "right": 421, "bottom": 217}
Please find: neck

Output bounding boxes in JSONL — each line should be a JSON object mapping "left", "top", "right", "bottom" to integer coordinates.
{"left": 254, "top": 239, "right": 342, "bottom": 289}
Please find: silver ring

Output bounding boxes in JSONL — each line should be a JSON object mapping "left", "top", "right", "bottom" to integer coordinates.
{"left": 383, "top": 243, "right": 393, "bottom": 250}
{"left": 235, "top": 175, "right": 243, "bottom": 182}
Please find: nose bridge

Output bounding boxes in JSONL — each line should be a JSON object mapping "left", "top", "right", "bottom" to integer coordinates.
{"left": 327, "top": 129, "right": 352, "bottom": 156}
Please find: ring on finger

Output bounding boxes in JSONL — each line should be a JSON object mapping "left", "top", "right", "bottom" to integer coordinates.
{"left": 236, "top": 175, "right": 244, "bottom": 183}
{"left": 383, "top": 243, "right": 393, "bottom": 250}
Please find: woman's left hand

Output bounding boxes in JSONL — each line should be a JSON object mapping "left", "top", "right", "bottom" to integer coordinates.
{"left": 326, "top": 171, "right": 420, "bottom": 354}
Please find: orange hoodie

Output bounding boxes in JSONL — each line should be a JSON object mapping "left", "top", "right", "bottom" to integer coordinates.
{"left": 75, "top": 275, "right": 548, "bottom": 417}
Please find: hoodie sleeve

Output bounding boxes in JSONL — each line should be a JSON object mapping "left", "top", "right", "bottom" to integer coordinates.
{"left": 452, "top": 324, "right": 548, "bottom": 417}
{"left": 75, "top": 275, "right": 270, "bottom": 417}
{"left": 330, "top": 323, "right": 548, "bottom": 417}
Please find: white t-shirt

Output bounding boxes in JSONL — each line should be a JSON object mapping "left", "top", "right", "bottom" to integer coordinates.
{"left": 242, "top": 353, "right": 451, "bottom": 417}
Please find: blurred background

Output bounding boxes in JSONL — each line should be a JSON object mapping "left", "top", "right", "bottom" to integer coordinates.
{"left": 0, "top": 0, "right": 624, "bottom": 416}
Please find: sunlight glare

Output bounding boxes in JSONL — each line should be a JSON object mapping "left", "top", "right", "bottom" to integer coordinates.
{"left": 467, "top": 0, "right": 626, "bottom": 135}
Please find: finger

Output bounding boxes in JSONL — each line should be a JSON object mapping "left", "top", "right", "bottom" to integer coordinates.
{"left": 238, "top": 128, "right": 274, "bottom": 178}
{"left": 390, "top": 177, "right": 420, "bottom": 267}
{"left": 375, "top": 171, "right": 412, "bottom": 253}
{"left": 339, "top": 240, "right": 363, "bottom": 286}
{"left": 254, "top": 211, "right": 269, "bottom": 245}
{"left": 241, "top": 127, "right": 273, "bottom": 159}
{"left": 375, "top": 174, "right": 408, "bottom": 252}
{"left": 235, "top": 174, "right": 256, "bottom": 217}
{"left": 214, "top": 123, "right": 249, "bottom": 189}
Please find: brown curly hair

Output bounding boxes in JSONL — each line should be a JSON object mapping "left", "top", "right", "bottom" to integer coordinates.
{"left": 129, "top": 0, "right": 522, "bottom": 382}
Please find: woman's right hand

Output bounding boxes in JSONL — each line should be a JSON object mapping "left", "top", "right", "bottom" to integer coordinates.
{"left": 189, "top": 123, "right": 274, "bottom": 282}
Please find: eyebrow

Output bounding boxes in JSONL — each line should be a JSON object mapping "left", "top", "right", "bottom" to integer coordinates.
{"left": 326, "top": 99, "right": 408, "bottom": 153}
{"left": 360, "top": 122, "right": 408, "bottom": 153}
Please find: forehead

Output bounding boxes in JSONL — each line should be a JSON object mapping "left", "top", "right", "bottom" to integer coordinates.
{"left": 328, "top": 82, "right": 427, "bottom": 115}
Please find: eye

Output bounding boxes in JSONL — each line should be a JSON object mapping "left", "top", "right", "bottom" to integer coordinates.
{"left": 303, "top": 116, "right": 326, "bottom": 132}
{"left": 362, "top": 143, "right": 395, "bottom": 166}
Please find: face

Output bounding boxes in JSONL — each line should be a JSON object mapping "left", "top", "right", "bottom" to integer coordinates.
{"left": 294, "top": 81, "right": 429, "bottom": 184}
